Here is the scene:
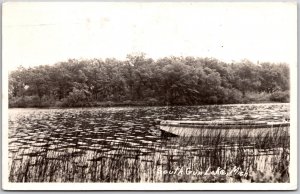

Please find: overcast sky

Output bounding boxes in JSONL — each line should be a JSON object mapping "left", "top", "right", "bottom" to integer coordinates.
{"left": 3, "top": 2, "right": 297, "bottom": 71}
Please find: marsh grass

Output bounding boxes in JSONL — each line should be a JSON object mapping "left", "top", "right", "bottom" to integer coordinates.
{"left": 8, "top": 125, "right": 289, "bottom": 183}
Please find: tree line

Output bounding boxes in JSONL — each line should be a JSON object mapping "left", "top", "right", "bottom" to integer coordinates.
{"left": 9, "top": 54, "right": 290, "bottom": 108}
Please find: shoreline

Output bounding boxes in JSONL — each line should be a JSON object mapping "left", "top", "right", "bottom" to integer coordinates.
{"left": 8, "top": 101, "right": 289, "bottom": 109}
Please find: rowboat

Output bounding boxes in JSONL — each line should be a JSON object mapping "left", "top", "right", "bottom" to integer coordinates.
{"left": 159, "top": 120, "right": 290, "bottom": 137}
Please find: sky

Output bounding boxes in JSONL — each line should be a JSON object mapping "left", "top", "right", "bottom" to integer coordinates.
{"left": 3, "top": 2, "right": 297, "bottom": 71}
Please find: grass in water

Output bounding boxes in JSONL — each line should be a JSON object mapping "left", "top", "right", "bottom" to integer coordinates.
{"left": 8, "top": 126, "right": 289, "bottom": 183}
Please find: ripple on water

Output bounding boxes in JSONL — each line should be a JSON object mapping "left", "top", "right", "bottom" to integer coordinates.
{"left": 8, "top": 104, "right": 289, "bottom": 163}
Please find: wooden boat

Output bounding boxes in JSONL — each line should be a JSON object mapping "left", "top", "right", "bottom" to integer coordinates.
{"left": 160, "top": 120, "right": 290, "bottom": 137}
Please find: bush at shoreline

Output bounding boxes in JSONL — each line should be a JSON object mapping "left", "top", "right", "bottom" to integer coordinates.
{"left": 9, "top": 92, "right": 289, "bottom": 108}
{"left": 9, "top": 55, "right": 290, "bottom": 108}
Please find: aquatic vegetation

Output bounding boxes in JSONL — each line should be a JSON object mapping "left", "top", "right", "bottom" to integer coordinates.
{"left": 8, "top": 104, "right": 290, "bottom": 183}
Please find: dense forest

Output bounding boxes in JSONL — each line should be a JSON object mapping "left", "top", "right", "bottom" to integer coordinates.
{"left": 9, "top": 54, "right": 290, "bottom": 108}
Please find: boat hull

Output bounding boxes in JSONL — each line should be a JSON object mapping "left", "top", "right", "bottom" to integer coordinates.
{"left": 159, "top": 120, "right": 290, "bottom": 137}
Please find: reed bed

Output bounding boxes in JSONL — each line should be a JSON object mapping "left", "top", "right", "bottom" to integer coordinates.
{"left": 8, "top": 125, "right": 289, "bottom": 183}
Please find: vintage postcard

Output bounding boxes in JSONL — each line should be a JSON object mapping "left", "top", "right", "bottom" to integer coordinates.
{"left": 2, "top": 1, "right": 297, "bottom": 190}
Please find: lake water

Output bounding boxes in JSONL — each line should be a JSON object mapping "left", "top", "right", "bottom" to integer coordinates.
{"left": 8, "top": 103, "right": 290, "bottom": 182}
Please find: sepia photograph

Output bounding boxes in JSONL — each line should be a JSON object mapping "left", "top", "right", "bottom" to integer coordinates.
{"left": 2, "top": 1, "right": 297, "bottom": 190}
